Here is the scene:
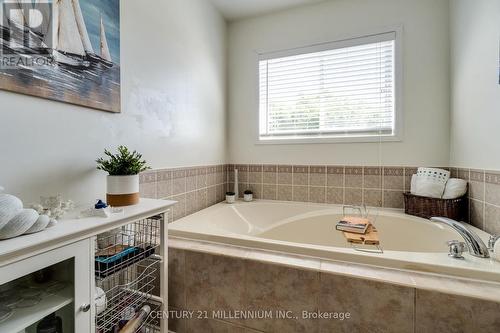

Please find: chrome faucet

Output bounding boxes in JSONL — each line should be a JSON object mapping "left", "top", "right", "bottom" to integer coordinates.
{"left": 489, "top": 235, "right": 500, "bottom": 251}
{"left": 430, "top": 217, "right": 490, "bottom": 258}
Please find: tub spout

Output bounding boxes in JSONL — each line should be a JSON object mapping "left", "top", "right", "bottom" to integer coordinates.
{"left": 430, "top": 217, "right": 490, "bottom": 258}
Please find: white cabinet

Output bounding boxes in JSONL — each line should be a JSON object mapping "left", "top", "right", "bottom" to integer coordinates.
{"left": 0, "top": 199, "right": 174, "bottom": 333}
{"left": 0, "top": 239, "right": 93, "bottom": 332}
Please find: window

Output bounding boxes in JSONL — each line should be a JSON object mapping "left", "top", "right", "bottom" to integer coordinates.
{"left": 258, "top": 31, "right": 401, "bottom": 143}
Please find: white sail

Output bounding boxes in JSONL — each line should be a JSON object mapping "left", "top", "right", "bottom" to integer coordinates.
{"left": 72, "top": 0, "right": 94, "bottom": 54}
{"left": 100, "top": 15, "right": 112, "bottom": 62}
{"left": 56, "top": 0, "right": 85, "bottom": 56}
{"left": 43, "top": 0, "right": 59, "bottom": 48}
{"left": 32, "top": 0, "right": 52, "bottom": 36}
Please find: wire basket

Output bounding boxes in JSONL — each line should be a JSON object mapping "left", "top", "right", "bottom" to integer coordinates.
{"left": 96, "top": 259, "right": 159, "bottom": 332}
{"left": 95, "top": 216, "right": 161, "bottom": 279}
{"left": 95, "top": 216, "right": 163, "bottom": 333}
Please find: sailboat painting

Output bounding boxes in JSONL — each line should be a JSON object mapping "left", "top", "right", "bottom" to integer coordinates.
{"left": 0, "top": 0, "right": 121, "bottom": 112}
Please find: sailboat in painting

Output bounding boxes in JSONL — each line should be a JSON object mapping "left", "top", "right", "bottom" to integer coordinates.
{"left": 73, "top": 0, "right": 113, "bottom": 68}
{"left": 2, "top": 0, "right": 114, "bottom": 68}
{"left": 0, "top": 0, "right": 121, "bottom": 113}
{"left": 49, "top": 0, "right": 114, "bottom": 68}
{"left": 47, "top": 0, "right": 90, "bottom": 67}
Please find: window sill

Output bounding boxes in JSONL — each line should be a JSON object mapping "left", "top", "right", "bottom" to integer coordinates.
{"left": 256, "top": 134, "right": 402, "bottom": 145}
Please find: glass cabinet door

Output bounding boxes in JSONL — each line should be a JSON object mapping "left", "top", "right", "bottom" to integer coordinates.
{"left": 0, "top": 239, "right": 93, "bottom": 333}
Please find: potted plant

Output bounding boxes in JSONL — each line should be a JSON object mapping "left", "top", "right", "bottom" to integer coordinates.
{"left": 96, "top": 146, "right": 150, "bottom": 207}
{"left": 243, "top": 190, "right": 253, "bottom": 202}
{"left": 225, "top": 191, "right": 236, "bottom": 204}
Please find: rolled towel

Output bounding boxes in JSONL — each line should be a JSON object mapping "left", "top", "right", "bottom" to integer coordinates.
{"left": 413, "top": 167, "right": 450, "bottom": 199}
{"left": 410, "top": 174, "right": 417, "bottom": 194}
{"left": 442, "top": 178, "right": 467, "bottom": 199}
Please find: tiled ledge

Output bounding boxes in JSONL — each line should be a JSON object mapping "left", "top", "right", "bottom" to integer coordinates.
{"left": 140, "top": 164, "right": 500, "bottom": 234}
{"left": 168, "top": 236, "right": 500, "bottom": 304}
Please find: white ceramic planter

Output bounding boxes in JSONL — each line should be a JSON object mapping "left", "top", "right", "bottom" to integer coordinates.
{"left": 225, "top": 194, "right": 236, "bottom": 204}
{"left": 106, "top": 175, "right": 140, "bottom": 206}
{"left": 244, "top": 193, "right": 253, "bottom": 202}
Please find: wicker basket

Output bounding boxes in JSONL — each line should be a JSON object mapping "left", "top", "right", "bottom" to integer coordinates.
{"left": 403, "top": 192, "right": 467, "bottom": 221}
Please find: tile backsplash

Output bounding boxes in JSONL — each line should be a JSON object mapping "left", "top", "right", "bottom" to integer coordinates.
{"left": 451, "top": 168, "right": 500, "bottom": 235}
{"left": 140, "top": 164, "right": 500, "bottom": 234}
{"left": 227, "top": 164, "right": 412, "bottom": 210}
{"left": 139, "top": 165, "right": 227, "bottom": 221}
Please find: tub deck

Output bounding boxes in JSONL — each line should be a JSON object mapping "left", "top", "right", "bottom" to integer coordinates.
{"left": 169, "top": 200, "right": 500, "bottom": 302}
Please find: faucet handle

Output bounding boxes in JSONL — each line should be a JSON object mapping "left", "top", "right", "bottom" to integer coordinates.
{"left": 447, "top": 240, "right": 466, "bottom": 259}
{"left": 488, "top": 235, "right": 500, "bottom": 251}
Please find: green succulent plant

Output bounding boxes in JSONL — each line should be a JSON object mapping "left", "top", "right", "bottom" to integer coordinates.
{"left": 96, "top": 146, "right": 150, "bottom": 176}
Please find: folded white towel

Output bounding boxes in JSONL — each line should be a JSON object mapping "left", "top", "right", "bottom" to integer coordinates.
{"left": 412, "top": 167, "right": 450, "bottom": 198}
{"left": 442, "top": 178, "right": 467, "bottom": 199}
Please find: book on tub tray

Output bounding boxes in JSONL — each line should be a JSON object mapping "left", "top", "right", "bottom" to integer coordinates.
{"left": 336, "top": 216, "right": 370, "bottom": 234}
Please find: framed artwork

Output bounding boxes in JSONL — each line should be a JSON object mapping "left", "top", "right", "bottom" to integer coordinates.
{"left": 0, "top": 0, "right": 121, "bottom": 112}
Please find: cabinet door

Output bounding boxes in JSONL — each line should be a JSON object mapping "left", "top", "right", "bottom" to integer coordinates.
{"left": 73, "top": 238, "right": 94, "bottom": 333}
{"left": 0, "top": 239, "right": 93, "bottom": 333}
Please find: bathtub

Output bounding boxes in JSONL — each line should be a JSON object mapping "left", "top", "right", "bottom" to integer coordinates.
{"left": 169, "top": 200, "right": 500, "bottom": 284}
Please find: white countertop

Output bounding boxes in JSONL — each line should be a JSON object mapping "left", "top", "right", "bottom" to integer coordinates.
{"left": 0, "top": 198, "right": 175, "bottom": 266}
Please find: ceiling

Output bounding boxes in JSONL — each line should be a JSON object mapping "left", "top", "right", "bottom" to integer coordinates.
{"left": 210, "top": 0, "right": 326, "bottom": 21}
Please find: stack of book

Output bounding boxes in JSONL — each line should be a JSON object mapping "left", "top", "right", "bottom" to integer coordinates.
{"left": 336, "top": 216, "right": 380, "bottom": 245}
{"left": 335, "top": 216, "right": 370, "bottom": 234}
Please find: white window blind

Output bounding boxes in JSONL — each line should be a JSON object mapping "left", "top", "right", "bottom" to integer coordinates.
{"left": 259, "top": 32, "right": 398, "bottom": 141}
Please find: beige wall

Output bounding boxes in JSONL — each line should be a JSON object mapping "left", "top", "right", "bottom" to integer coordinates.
{"left": 227, "top": 0, "right": 450, "bottom": 166}
{"left": 0, "top": 0, "right": 227, "bottom": 203}
{"left": 449, "top": 0, "right": 500, "bottom": 170}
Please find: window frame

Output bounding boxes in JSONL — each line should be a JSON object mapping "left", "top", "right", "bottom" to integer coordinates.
{"left": 256, "top": 26, "right": 404, "bottom": 145}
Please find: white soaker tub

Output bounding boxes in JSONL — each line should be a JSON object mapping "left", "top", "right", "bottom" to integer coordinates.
{"left": 169, "top": 200, "right": 500, "bottom": 283}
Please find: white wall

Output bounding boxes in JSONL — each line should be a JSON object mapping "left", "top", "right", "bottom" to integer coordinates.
{"left": 449, "top": 0, "right": 500, "bottom": 170}
{"left": 227, "top": 0, "right": 450, "bottom": 166}
{"left": 0, "top": 0, "right": 227, "bottom": 204}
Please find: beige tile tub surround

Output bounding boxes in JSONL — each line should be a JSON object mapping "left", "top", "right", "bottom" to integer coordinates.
{"left": 141, "top": 164, "right": 500, "bottom": 234}
{"left": 140, "top": 165, "right": 227, "bottom": 221}
{"left": 225, "top": 164, "right": 500, "bottom": 233}
{"left": 262, "top": 165, "right": 277, "bottom": 185}
{"left": 168, "top": 241, "right": 500, "bottom": 333}
{"left": 226, "top": 164, "right": 415, "bottom": 208}
{"left": 345, "top": 166, "right": 363, "bottom": 188}
{"left": 450, "top": 167, "right": 500, "bottom": 234}
{"left": 363, "top": 166, "right": 382, "bottom": 189}
{"left": 416, "top": 290, "right": 500, "bottom": 333}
